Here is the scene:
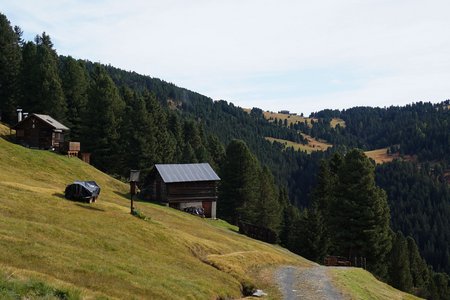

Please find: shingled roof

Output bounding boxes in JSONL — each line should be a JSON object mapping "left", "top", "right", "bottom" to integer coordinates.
{"left": 13, "top": 113, "right": 69, "bottom": 131}
{"left": 155, "top": 163, "right": 220, "bottom": 183}
{"left": 32, "top": 114, "right": 69, "bottom": 130}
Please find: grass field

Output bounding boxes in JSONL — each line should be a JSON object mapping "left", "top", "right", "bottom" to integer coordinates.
{"left": 330, "top": 268, "right": 422, "bottom": 300}
{"left": 266, "top": 134, "right": 332, "bottom": 153}
{"left": 330, "top": 118, "right": 346, "bottom": 128}
{"left": 0, "top": 123, "right": 419, "bottom": 299}
{"left": 364, "top": 148, "right": 395, "bottom": 164}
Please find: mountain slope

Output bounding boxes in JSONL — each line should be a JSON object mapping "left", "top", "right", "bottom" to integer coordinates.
{"left": 0, "top": 128, "right": 419, "bottom": 299}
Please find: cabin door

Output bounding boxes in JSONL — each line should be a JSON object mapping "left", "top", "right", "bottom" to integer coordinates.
{"left": 29, "top": 127, "right": 39, "bottom": 148}
{"left": 202, "top": 201, "right": 212, "bottom": 218}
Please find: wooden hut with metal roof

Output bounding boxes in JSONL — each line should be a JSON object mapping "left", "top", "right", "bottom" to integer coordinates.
{"left": 148, "top": 163, "right": 220, "bottom": 218}
{"left": 12, "top": 113, "right": 69, "bottom": 151}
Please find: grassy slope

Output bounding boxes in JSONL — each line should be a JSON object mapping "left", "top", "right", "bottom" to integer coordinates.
{"left": 364, "top": 148, "right": 395, "bottom": 164}
{"left": 265, "top": 135, "right": 331, "bottom": 153}
{"left": 331, "top": 268, "right": 421, "bottom": 300}
{"left": 0, "top": 123, "right": 419, "bottom": 299}
{"left": 0, "top": 130, "right": 310, "bottom": 299}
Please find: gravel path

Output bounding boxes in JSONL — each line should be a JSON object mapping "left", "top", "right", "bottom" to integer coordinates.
{"left": 275, "top": 265, "right": 347, "bottom": 300}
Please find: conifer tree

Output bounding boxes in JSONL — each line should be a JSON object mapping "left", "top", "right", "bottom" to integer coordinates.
{"left": 207, "top": 135, "right": 225, "bottom": 171}
{"left": 144, "top": 91, "right": 176, "bottom": 163}
{"left": 120, "top": 88, "right": 156, "bottom": 172}
{"left": 31, "top": 33, "right": 67, "bottom": 120}
{"left": 218, "top": 139, "right": 260, "bottom": 225}
{"left": 331, "top": 149, "right": 392, "bottom": 278}
{"left": 59, "top": 56, "right": 88, "bottom": 140}
{"left": 278, "top": 187, "right": 300, "bottom": 249}
{"left": 0, "top": 13, "right": 22, "bottom": 124}
{"left": 389, "top": 232, "right": 413, "bottom": 292}
{"left": 406, "top": 236, "right": 429, "bottom": 295}
{"left": 255, "top": 166, "right": 281, "bottom": 232}
{"left": 299, "top": 203, "right": 329, "bottom": 262}
{"left": 82, "top": 64, "right": 124, "bottom": 173}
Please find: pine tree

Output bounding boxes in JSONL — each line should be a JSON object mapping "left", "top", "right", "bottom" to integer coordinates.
{"left": 300, "top": 203, "right": 329, "bottom": 262}
{"left": 31, "top": 33, "right": 67, "bottom": 120}
{"left": 406, "top": 236, "right": 429, "bottom": 296}
{"left": 120, "top": 88, "right": 156, "bottom": 172}
{"left": 144, "top": 91, "right": 176, "bottom": 163}
{"left": 0, "top": 13, "right": 22, "bottom": 124}
{"left": 389, "top": 231, "right": 413, "bottom": 292}
{"left": 255, "top": 166, "right": 281, "bottom": 232}
{"left": 207, "top": 135, "right": 225, "bottom": 171}
{"left": 59, "top": 56, "right": 88, "bottom": 140}
{"left": 331, "top": 149, "right": 392, "bottom": 278}
{"left": 218, "top": 139, "right": 260, "bottom": 225}
{"left": 82, "top": 64, "right": 125, "bottom": 173}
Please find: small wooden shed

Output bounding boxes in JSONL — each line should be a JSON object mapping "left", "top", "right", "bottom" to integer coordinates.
{"left": 148, "top": 163, "right": 220, "bottom": 218}
{"left": 12, "top": 113, "right": 69, "bottom": 150}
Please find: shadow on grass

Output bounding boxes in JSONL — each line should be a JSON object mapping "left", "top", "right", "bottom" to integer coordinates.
{"left": 113, "top": 191, "right": 130, "bottom": 199}
{"left": 75, "top": 203, "right": 105, "bottom": 212}
{"left": 53, "top": 192, "right": 66, "bottom": 199}
{"left": 113, "top": 190, "right": 167, "bottom": 207}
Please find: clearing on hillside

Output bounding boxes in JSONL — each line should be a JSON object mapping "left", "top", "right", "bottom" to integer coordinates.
{"left": 266, "top": 134, "right": 332, "bottom": 153}
{"left": 243, "top": 108, "right": 346, "bottom": 128}
{"left": 364, "top": 148, "right": 396, "bottom": 164}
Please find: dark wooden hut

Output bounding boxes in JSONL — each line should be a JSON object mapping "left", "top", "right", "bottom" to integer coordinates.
{"left": 12, "top": 113, "right": 69, "bottom": 150}
{"left": 148, "top": 163, "right": 220, "bottom": 218}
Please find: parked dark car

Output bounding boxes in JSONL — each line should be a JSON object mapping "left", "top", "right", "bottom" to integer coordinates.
{"left": 65, "top": 181, "right": 100, "bottom": 203}
{"left": 184, "top": 206, "right": 205, "bottom": 217}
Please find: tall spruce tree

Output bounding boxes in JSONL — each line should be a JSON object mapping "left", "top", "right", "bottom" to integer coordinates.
{"left": 406, "top": 236, "right": 429, "bottom": 297}
{"left": 255, "top": 166, "right": 281, "bottom": 232}
{"left": 299, "top": 202, "right": 329, "bottom": 262}
{"left": 82, "top": 64, "right": 124, "bottom": 173}
{"left": 31, "top": 33, "right": 67, "bottom": 120}
{"left": 144, "top": 91, "right": 176, "bottom": 164}
{"left": 59, "top": 56, "right": 88, "bottom": 140}
{"left": 331, "top": 149, "right": 392, "bottom": 278}
{"left": 218, "top": 139, "right": 260, "bottom": 225}
{"left": 0, "top": 13, "right": 22, "bottom": 124}
{"left": 389, "top": 231, "right": 414, "bottom": 292}
{"left": 119, "top": 87, "right": 156, "bottom": 172}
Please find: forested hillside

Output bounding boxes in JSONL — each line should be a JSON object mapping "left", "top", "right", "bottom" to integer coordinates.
{"left": 1, "top": 11, "right": 450, "bottom": 299}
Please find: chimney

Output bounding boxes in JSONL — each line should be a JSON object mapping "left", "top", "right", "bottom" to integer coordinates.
{"left": 17, "top": 108, "right": 23, "bottom": 123}
{"left": 22, "top": 112, "right": 29, "bottom": 119}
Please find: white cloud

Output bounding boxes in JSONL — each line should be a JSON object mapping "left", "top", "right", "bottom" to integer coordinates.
{"left": 3, "top": 0, "right": 450, "bottom": 114}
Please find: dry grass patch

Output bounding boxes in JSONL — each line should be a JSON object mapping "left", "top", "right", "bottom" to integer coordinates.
{"left": 330, "top": 118, "right": 346, "bottom": 128}
{"left": 364, "top": 148, "right": 397, "bottom": 164}
{"left": 265, "top": 136, "right": 332, "bottom": 153}
{"left": 0, "top": 122, "right": 14, "bottom": 138}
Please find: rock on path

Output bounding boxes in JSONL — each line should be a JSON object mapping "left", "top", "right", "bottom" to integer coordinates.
{"left": 275, "top": 265, "right": 347, "bottom": 300}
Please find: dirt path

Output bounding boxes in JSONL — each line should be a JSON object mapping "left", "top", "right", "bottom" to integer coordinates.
{"left": 275, "top": 265, "right": 347, "bottom": 300}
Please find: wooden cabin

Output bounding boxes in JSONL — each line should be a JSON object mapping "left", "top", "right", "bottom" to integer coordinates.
{"left": 148, "top": 163, "right": 220, "bottom": 218}
{"left": 12, "top": 113, "right": 69, "bottom": 151}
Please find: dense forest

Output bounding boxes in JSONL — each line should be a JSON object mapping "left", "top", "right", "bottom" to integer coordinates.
{"left": 1, "top": 12, "right": 450, "bottom": 299}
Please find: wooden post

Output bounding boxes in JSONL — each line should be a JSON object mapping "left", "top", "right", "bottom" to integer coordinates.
{"left": 130, "top": 181, "right": 136, "bottom": 214}
{"left": 129, "top": 170, "right": 140, "bottom": 215}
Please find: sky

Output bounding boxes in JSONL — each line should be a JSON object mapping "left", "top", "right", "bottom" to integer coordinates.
{"left": 2, "top": 0, "right": 450, "bottom": 115}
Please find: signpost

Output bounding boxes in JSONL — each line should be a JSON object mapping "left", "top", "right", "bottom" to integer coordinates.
{"left": 129, "top": 170, "right": 140, "bottom": 214}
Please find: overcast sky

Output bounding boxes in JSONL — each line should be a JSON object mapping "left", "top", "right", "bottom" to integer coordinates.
{"left": 3, "top": 0, "right": 450, "bottom": 115}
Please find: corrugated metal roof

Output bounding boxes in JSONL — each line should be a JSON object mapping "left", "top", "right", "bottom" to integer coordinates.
{"left": 155, "top": 163, "right": 220, "bottom": 183}
{"left": 33, "top": 114, "right": 69, "bottom": 130}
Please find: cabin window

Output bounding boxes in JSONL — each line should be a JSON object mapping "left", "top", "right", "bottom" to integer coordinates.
{"left": 53, "top": 132, "right": 61, "bottom": 141}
